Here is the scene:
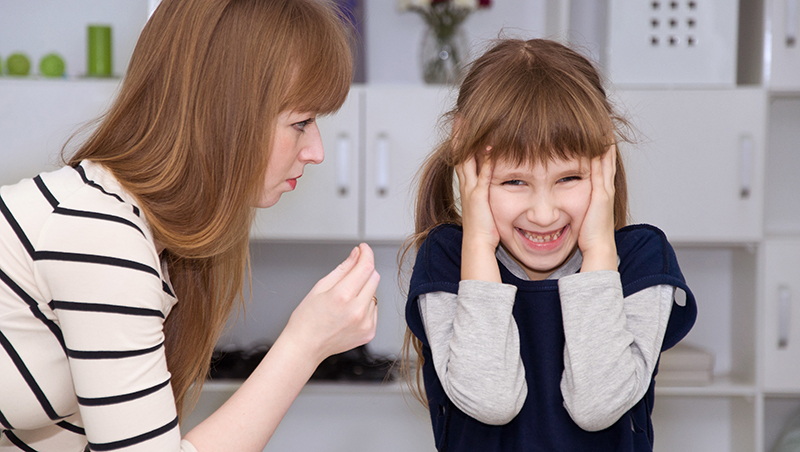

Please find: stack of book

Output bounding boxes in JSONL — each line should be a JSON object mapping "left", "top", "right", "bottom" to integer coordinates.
{"left": 658, "top": 342, "right": 715, "bottom": 386}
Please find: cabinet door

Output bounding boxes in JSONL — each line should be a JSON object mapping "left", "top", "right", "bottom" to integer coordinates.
{"left": 767, "top": 0, "right": 800, "bottom": 90}
{"left": 362, "top": 86, "right": 455, "bottom": 240}
{"left": 762, "top": 239, "right": 800, "bottom": 391}
{"left": 0, "top": 79, "right": 119, "bottom": 186}
{"left": 617, "top": 89, "right": 766, "bottom": 242}
{"left": 251, "top": 89, "right": 362, "bottom": 241}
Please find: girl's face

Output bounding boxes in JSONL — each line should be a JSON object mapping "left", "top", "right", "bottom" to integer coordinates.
{"left": 488, "top": 156, "right": 592, "bottom": 280}
{"left": 257, "top": 110, "right": 324, "bottom": 208}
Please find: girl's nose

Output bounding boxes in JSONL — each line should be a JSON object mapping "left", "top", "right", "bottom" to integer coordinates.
{"left": 299, "top": 125, "right": 324, "bottom": 165}
{"left": 527, "top": 192, "right": 559, "bottom": 226}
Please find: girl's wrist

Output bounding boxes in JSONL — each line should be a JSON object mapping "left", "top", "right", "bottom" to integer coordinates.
{"left": 580, "top": 246, "right": 618, "bottom": 273}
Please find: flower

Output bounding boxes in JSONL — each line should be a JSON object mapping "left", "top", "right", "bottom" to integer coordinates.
{"left": 398, "top": 0, "right": 491, "bottom": 40}
{"left": 398, "top": 0, "right": 491, "bottom": 11}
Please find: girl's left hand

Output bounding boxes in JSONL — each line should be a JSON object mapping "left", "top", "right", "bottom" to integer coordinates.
{"left": 578, "top": 145, "right": 618, "bottom": 272}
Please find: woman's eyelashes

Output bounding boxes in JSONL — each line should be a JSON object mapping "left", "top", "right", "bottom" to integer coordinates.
{"left": 292, "top": 117, "right": 315, "bottom": 132}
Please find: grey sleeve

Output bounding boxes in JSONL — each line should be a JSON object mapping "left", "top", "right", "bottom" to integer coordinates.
{"left": 558, "top": 270, "right": 673, "bottom": 431}
{"left": 418, "top": 280, "right": 528, "bottom": 425}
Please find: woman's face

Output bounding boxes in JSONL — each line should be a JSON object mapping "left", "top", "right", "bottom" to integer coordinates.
{"left": 257, "top": 110, "right": 324, "bottom": 208}
{"left": 488, "top": 156, "right": 592, "bottom": 280}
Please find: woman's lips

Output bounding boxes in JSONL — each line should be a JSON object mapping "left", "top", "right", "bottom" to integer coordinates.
{"left": 287, "top": 177, "right": 299, "bottom": 190}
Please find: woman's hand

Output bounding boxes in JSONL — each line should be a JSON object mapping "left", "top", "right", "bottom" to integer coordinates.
{"left": 282, "top": 243, "right": 380, "bottom": 365}
{"left": 456, "top": 150, "right": 502, "bottom": 282}
{"left": 186, "top": 244, "right": 379, "bottom": 451}
{"left": 578, "top": 145, "right": 618, "bottom": 273}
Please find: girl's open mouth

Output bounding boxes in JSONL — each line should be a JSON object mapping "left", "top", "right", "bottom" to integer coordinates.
{"left": 517, "top": 225, "right": 568, "bottom": 250}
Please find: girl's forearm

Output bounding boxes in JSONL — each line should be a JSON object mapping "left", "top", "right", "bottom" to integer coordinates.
{"left": 461, "top": 236, "right": 502, "bottom": 283}
{"left": 183, "top": 332, "right": 320, "bottom": 452}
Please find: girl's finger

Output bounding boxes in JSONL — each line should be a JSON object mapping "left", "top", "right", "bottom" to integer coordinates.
{"left": 477, "top": 156, "right": 493, "bottom": 188}
{"left": 464, "top": 156, "right": 477, "bottom": 181}
{"left": 591, "top": 155, "right": 604, "bottom": 191}
{"left": 604, "top": 144, "right": 617, "bottom": 192}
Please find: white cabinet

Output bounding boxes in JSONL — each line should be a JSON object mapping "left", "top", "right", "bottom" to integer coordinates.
{"left": 762, "top": 239, "right": 800, "bottom": 392}
{"left": 251, "top": 85, "right": 454, "bottom": 242}
{"left": 766, "top": 0, "right": 800, "bottom": 90}
{"left": 616, "top": 89, "right": 767, "bottom": 243}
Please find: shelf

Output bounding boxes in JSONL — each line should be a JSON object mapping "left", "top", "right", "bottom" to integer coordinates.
{"left": 656, "top": 376, "right": 757, "bottom": 398}
{"left": 202, "top": 379, "right": 406, "bottom": 396}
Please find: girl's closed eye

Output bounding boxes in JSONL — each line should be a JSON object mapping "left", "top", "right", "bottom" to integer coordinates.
{"left": 502, "top": 179, "right": 526, "bottom": 186}
{"left": 557, "top": 175, "right": 583, "bottom": 183}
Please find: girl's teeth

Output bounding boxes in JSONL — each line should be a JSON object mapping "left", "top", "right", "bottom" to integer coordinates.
{"left": 523, "top": 228, "right": 562, "bottom": 243}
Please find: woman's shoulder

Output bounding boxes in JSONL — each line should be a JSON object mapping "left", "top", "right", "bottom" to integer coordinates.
{"left": 34, "top": 163, "right": 159, "bottom": 268}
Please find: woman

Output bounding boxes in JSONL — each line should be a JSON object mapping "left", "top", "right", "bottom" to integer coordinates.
{"left": 0, "top": 0, "right": 378, "bottom": 451}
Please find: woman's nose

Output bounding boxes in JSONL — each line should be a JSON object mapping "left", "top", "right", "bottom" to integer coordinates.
{"left": 299, "top": 125, "right": 324, "bottom": 165}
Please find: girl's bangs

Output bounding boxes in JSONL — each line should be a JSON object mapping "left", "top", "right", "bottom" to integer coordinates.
{"left": 481, "top": 82, "right": 613, "bottom": 167}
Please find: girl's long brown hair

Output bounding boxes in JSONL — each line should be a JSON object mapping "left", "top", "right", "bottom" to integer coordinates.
{"left": 400, "top": 38, "right": 633, "bottom": 405}
{"left": 66, "top": 0, "right": 353, "bottom": 418}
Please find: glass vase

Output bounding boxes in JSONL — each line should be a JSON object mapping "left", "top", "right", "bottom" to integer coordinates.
{"left": 419, "top": 26, "right": 468, "bottom": 85}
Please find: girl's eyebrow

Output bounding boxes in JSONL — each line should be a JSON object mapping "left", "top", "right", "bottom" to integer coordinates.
{"left": 492, "top": 169, "right": 529, "bottom": 179}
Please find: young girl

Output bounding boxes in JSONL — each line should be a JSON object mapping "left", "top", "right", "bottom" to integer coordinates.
{"left": 404, "top": 38, "right": 697, "bottom": 451}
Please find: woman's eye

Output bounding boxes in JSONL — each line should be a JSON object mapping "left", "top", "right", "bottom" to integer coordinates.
{"left": 293, "top": 118, "right": 315, "bottom": 132}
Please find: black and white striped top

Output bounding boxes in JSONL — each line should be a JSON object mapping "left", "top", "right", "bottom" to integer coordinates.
{"left": 0, "top": 161, "right": 197, "bottom": 451}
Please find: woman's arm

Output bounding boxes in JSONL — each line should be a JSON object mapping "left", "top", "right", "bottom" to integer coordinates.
{"left": 419, "top": 282, "right": 527, "bottom": 425}
{"left": 184, "top": 243, "right": 379, "bottom": 452}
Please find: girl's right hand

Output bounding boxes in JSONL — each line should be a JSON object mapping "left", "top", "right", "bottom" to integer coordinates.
{"left": 282, "top": 243, "right": 379, "bottom": 365}
{"left": 456, "top": 150, "right": 502, "bottom": 282}
{"left": 456, "top": 150, "right": 499, "bottom": 249}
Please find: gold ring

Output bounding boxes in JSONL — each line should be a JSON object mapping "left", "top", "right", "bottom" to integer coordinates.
{"left": 372, "top": 295, "right": 378, "bottom": 305}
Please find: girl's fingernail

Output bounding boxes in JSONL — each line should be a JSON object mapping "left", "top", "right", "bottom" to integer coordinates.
{"left": 349, "top": 246, "right": 359, "bottom": 259}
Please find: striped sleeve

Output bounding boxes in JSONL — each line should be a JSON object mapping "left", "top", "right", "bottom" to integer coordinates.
{"left": 32, "top": 174, "right": 184, "bottom": 451}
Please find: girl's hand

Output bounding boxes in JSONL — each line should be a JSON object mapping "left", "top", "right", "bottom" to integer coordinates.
{"left": 578, "top": 145, "right": 618, "bottom": 273}
{"left": 282, "top": 243, "right": 379, "bottom": 365}
{"left": 456, "top": 149, "right": 502, "bottom": 282}
{"left": 457, "top": 150, "right": 499, "bottom": 248}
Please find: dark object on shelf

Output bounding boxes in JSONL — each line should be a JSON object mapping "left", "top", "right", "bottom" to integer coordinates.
{"left": 209, "top": 344, "right": 395, "bottom": 382}
{"left": 311, "top": 345, "right": 395, "bottom": 382}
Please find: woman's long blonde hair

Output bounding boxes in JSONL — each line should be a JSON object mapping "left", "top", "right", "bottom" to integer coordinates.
{"left": 400, "top": 38, "right": 633, "bottom": 405}
{"left": 66, "top": 0, "right": 353, "bottom": 417}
